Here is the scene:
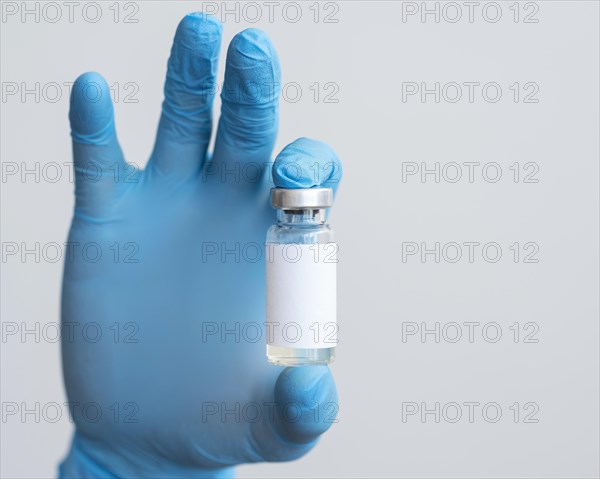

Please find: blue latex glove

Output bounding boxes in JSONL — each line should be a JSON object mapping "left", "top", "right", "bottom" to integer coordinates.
{"left": 59, "top": 13, "right": 342, "bottom": 478}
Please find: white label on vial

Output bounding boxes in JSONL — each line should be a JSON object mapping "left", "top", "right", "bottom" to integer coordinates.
{"left": 266, "top": 243, "right": 337, "bottom": 349}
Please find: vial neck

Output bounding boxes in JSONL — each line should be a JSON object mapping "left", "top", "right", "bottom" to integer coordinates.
{"left": 277, "top": 208, "right": 326, "bottom": 226}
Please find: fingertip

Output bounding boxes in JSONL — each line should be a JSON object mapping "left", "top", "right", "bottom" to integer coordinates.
{"left": 222, "top": 28, "right": 281, "bottom": 105}
{"left": 69, "top": 72, "right": 115, "bottom": 145}
{"left": 175, "top": 12, "right": 222, "bottom": 50}
{"left": 275, "top": 366, "right": 338, "bottom": 443}
{"left": 167, "top": 12, "right": 222, "bottom": 91}
{"left": 273, "top": 138, "right": 343, "bottom": 189}
{"left": 276, "top": 366, "right": 332, "bottom": 401}
{"left": 228, "top": 28, "right": 278, "bottom": 65}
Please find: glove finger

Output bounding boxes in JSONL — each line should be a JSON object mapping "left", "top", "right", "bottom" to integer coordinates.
{"left": 251, "top": 366, "right": 339, "bottom": 462}
{"left": 272, "top": 138, "right": 342, "bottom": 194}
{"left": 147, "top": 13, "right": 222, "bottom": 180}
{"left": 211, "top": 28, "right": 281, "bottom": 187}
{"left": 69, "top": 72, "right": 127, "bottom": 219}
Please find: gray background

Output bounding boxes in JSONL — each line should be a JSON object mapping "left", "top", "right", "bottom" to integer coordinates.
{"left": 1, "top": 1, "right": 599, "bottom": 477}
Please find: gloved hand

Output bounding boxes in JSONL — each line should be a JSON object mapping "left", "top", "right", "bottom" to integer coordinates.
{"left": 59, "top": 12, "right": 342, "bottom": 478}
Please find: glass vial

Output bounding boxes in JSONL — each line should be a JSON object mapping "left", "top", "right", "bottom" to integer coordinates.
{"left": 266, "top": 187, "right": 337, "bottom": 366}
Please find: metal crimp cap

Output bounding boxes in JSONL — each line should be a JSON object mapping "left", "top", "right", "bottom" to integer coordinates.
{"left": 270, "top": 187, "right": 334, "bottom": 209}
